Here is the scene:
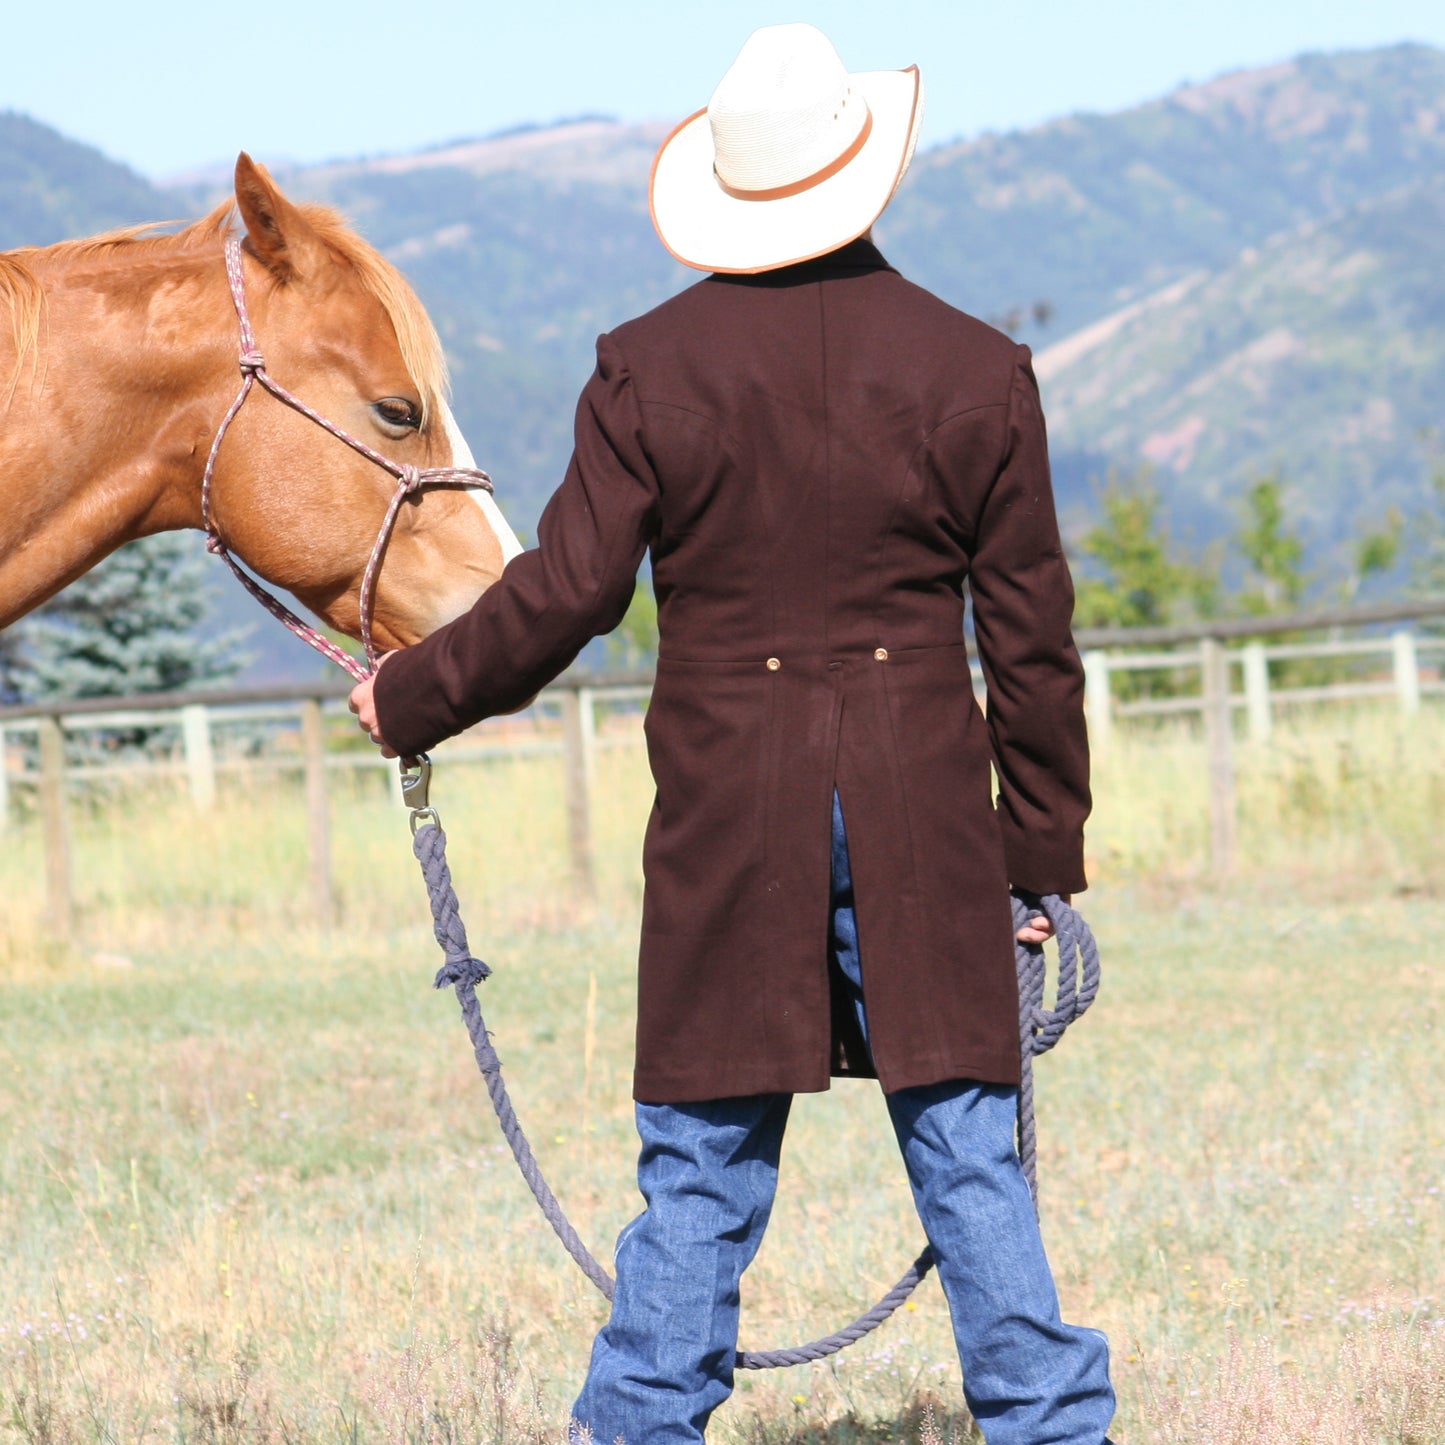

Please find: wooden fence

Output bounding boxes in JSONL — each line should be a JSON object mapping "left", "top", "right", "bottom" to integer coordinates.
{"left": 3, "top": 597, "right": 1443, "bottom": 934}
{"left": 1074, "top": 596, "right": 1445, "bottom": 878}
{"left": 0, "top": 670, "right": 652, "bottom": 939}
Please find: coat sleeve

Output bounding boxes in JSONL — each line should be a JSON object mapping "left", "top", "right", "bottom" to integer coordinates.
{"left": 373, "top": 333, "right": 658, "bottom": 758}
{"left": 967, "top": 346, "right": 1091, "bottom": 896}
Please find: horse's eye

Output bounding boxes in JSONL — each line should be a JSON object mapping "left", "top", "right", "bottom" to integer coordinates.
{"left": 372, "top": 397, "right": 422, "bottom": 436}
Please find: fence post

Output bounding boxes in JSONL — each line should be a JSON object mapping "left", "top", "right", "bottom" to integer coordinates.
{"left": 1242, "top": 642, "right": 1271, "bottom": 742}
{"left": 561, "top": 685, "right": 597, "bottom": 899}
{"left": 37, "top": 716, "right": 74, "bottom": 939}
{"left": 1199, "top": 638, "right": 1236, "bottom": 877}
{"left": 300, "top": 699, "right": 336, "bottom": 930}
{"left": 1391, "top": 630, "right": 1421, "bottom": 716}
{"left": 1082, "top": 650, "right": 1112, "bottom": 752}
{"left": 181, "top": 704, "right": 217, "bottom": 809}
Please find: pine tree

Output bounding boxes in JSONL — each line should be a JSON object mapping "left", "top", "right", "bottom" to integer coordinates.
{"left": 0, "top": 624, "right": 26, "bottom": 705}
{"left": 15, "top": 533, "right": 250, "bottom": 704}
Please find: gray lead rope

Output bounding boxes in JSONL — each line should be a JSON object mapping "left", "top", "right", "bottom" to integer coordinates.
{"left": 403, "top": 758, "right": 1100, "bottom": 1371}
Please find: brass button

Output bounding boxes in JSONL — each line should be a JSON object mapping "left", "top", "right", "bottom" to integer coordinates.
{"left": 765, "top": 657, "right": 782, "bottom": 672}
{"left": 873, "top": 647, "right": 889, "bottom": 662}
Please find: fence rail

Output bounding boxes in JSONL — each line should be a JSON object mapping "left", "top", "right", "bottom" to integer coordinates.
{"left": 3, "top": 601, "right": 1443, "bottom": 934}
{"left": 0, "top": 670, "right": 654, "bottom": 937}
{"left": 1081, "top": 632, "right": 1443, "bottom": 730}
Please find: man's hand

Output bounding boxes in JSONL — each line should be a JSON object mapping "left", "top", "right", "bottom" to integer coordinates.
{"left": 348, "top": 652, "right": 397, "bottom": 757}
{"left": 1016, "top": 895, "right": 1070, "bottom": 946}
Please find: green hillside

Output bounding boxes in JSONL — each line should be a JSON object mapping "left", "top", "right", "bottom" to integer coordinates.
{"left": 0, "top": 111, "right": 173, "bottom": 248}
{"left": 280, "top": 145, "right": 691, "bottom": 526}
{"left": 885, "top": 44, "right": 1445, "bottom": 337}
{"left": 255, "top": 45, "right": 1445, "bottom": 533}
{"left": 3, "top": 45, "right": 1442, "bottom": 679}
{"left": 1034, "top": 173, "right": 1445, "bottom": 547}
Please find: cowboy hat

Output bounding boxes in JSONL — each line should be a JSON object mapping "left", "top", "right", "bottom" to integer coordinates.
{"left": 650, "top": 23, "right": 924, "bottom": 275}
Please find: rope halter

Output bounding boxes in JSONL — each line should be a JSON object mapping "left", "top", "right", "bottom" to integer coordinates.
{"left": 201, "top": 237, "right": 496, "bottom": 681}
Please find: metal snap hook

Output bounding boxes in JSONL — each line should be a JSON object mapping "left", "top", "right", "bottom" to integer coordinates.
{"left": 399, "top": 754, "right": 435, "bottom": 830}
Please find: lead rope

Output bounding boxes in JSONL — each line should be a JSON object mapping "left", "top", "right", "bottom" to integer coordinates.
{"left": 401, "top": 757, "right": 1101, "bottom": 1370}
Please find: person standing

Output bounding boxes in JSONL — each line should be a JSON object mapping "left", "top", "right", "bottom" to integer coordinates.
{"left": 351, "top": 24, "right": 1116, "bottom": 1445}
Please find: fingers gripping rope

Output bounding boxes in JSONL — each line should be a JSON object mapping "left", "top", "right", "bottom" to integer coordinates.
{"left": 414, "top": 799, "right": 1101, "bottom": 1370}
{"left": 1011, "top": 893, "right": 1101, "bottom": 1204}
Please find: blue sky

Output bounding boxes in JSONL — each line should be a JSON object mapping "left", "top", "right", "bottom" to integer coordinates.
{"left": 6, "top": 0, "right": 1445, "bottom": 179}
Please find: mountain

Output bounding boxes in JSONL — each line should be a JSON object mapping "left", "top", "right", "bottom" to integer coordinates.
{"left": 3, "top": 46, "right": 1443, "bottom": 679}
{"left": 885, "top": 45, "right": 1445, "bottom": 338}
{"left": 251, "top": 44, "right": 1445, "bottom": 538}
{"left": 882, "top": 43, "right": 1445, "bottom": 533}
{"left": 1033, "top": 173, "right": 1445, "bottom": 549}
{"left": 0, "top": 112, "right": 174, "bottom": 249}
{"left": 268, "top": 122, "right": 690, "bottom": 527}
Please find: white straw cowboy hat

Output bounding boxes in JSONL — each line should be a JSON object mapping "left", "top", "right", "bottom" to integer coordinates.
{"left": 650, "top": 24, "right": 924, "bottom": 275}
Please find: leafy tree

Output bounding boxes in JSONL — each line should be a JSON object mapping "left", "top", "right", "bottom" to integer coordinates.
{"left": 985, "top": 298, "right": 1055, "bottom": 336}
{"left": 1232, "top": 472, "right": 1308, "bottom": 615}
{"left": 14, "top": 534, "right": 250, "bottom": 705}
{"left": 1071, "top": 469, "right": 1218, "bottom": 630}
{"left": 605, "top": 575, "right": 659, "bottom": 670}
{"left": 1340, "top": 505, "right": 1405, "bottom": 604}
{"left": 1411, "top": 468, "right": 1445, "bottom": 592}
{"left": 1409, "top": 466, "right": 1445, "bottom": 636}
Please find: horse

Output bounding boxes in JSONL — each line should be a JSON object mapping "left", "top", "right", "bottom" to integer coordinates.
{"left": 0, "top": 154, "right": 520, "bottom": 658}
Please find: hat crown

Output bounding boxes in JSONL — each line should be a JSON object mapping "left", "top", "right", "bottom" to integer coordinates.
{"left": 708, "top": 24, "right": 868, "bottom": 194}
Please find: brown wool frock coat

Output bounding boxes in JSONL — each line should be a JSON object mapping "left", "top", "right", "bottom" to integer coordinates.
{"left": 374, "top": 239, "right": 1090, "bottom": 1104}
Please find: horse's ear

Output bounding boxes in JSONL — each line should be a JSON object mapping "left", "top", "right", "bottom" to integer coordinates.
{"left": 233, "top": 152, "right": 328, "bottom": 282}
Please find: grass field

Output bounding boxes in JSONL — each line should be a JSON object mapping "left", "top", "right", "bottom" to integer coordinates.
{"left": 1, "top": 706, "right": 1442, "bottom": 1443}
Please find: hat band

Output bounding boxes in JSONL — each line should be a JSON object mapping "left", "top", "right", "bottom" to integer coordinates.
{"left": 714, "top": 107, "right": 874, "bottom": 202}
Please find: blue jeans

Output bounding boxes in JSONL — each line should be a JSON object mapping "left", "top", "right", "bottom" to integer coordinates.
{"left": 572, "top": 794, "right": 1115, "bottom": 1445}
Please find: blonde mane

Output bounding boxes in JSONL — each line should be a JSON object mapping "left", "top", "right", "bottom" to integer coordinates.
{"left": 1, "top": 201, "right": 449, "bottom": 424}
{"left": 295, "top": 203, "right": 450, "bottom": 427}
{"left": 0, "top": 251, "right": 47, "bottom": 405}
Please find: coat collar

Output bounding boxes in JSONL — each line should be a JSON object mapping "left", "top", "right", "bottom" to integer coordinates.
{"left": 801, "top": 237, "right": 896, "bottom": 273}
{"left": 707, "top": 237, "right": 896, "bottom": 290}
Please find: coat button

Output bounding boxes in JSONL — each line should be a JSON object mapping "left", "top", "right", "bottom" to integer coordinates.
{"left": 766, "top": 657, "right": 781, "bottom": 671}
{"left": 873, "top": 647, "right": 889, "bottom": 662}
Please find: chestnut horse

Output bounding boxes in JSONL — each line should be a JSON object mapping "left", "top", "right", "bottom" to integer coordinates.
{"left": 0, "top": 154, "right": 520, "bottom": 655}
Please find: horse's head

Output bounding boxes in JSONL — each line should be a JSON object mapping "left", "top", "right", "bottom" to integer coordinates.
{"left": 208, "top": 155, "right": 521, "bottom": 650}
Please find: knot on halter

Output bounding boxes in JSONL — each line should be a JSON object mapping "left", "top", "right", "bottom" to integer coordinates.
{"left": 205, "top": 534, "right": 225, "bottom": 555}
{"left": 398, "top": 464, "right": 425, "bottom": 494}
{"left": 239, "top": 349, "right": 266, "bottom": 374}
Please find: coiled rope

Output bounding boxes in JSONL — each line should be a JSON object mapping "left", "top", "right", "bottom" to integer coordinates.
{"left": 411, "top": 786, "right": 1100, "bottom": 1370}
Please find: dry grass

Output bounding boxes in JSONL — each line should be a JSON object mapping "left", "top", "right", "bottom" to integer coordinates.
{"left": 1142, "top": 1323, "right": 1445, "bottom": 1444}
{"left": 0, "top": 704, "right": 1442, "bottom": 1443}
{"left": 1087, "top": 703, "right": 1444, "bottom": 897}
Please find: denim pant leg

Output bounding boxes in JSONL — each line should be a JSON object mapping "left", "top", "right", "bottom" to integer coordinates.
{"left": 887, "top": 1083, "right": 1115, "bottom": 1445}
{"left": 833, "top": 792, "right": 1114, "bottom": 1445}
{"left": 570, "top": 1093, "right": 792, "bottom": 1445}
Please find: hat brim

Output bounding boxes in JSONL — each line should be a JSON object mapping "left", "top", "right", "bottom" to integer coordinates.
{"left": 649, "top": 65, "right": 922, "bottom": 275}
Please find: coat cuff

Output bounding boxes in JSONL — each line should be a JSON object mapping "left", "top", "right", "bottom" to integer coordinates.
{"left": 373, "top": 642, "right": 455, "bottom": 760}
{"left": 998, "top": 820, "right": 1089, "bottom": 897}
